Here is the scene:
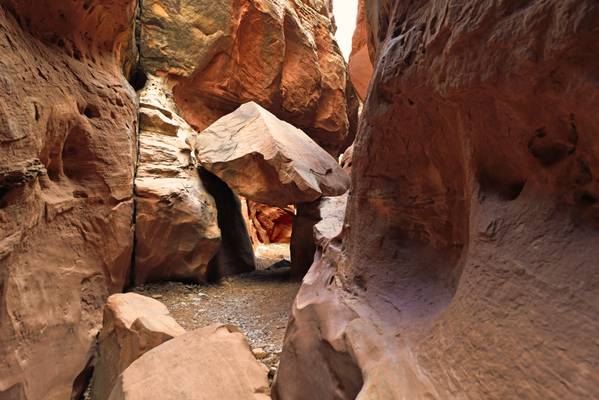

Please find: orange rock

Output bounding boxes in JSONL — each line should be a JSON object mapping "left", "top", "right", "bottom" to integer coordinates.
{"left": 245, "top": 200, "right": 294, "bottom": 245}
{"left": 275, "top": 0, "right": 599, "bottom": 399}
{"left": 0, "top": 2, "right": 137, "bottom": 399}
{"left": 108, "top": 324, "right": 270, "bottom": 400}
{"left": 92, "top": 293, "right": 185, "bottom": 400}
{"left": 140, "top": 0, "right": 359, "bottom": 155}
{"left": 348, "top": 0, "right": 373, "bottom": 101}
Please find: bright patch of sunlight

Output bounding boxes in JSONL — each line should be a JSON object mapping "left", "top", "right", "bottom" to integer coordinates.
{"left": 333, "top": 0, "right": 358, "bottom": 60}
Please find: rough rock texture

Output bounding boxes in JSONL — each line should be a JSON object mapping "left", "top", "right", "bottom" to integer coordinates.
{"left": 92, "top": 293, "right": 185, "bottom": 400}
{"left": 245, "top": 200, "right": 294, "bottom": 245}
{"left": 348, "top": 0, "right": 373, "bottom": 101}
{"left": 139, "top": 0, "right": 359, "bottom": 155}
{"left": 0, "top": 2, "right": 137, "bottom": 399}
{"left": 192, "top": 102, "right": 350, "bottom": 207}
{"left": 313, "top": 194, "right": 347, "bottom": 248}
{"left": 275, "top": 1, "right": 599, "bottom": 399}
{"left": 108, "top": 324, "right": 270, "bottom": 400}
{"left": 134, "top": 76, "right": 221, "bottom": 284}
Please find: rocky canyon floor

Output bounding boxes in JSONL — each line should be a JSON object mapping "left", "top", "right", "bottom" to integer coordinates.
{"left": 133, "top": 244, "right": 297, "bottom": 372}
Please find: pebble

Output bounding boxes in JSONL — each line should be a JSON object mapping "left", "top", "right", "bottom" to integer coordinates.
{"left": 252, "top": 347, "right": 268, "bottom": 359}
{"left": 151, "top": 294, "right": 163, "bottom": 299}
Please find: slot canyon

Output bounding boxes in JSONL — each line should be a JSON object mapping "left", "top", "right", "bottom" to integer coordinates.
{"left": 0, "top": 0, "right": 598, "bottom": 399}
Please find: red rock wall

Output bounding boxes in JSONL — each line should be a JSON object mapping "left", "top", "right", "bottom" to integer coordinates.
{"left": 275, "top": 1, "right": 599, "bottom": 398}
{"left": 348, "top": 0, "right": 373, "bottom": 100}
{"left": 0, "top": 1, "right": 137, "bottom": 398}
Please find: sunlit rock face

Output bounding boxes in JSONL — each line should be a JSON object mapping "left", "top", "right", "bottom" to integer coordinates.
{"left": 348, "top": 0, "right": 372, "bottom": 101}
{"left": 274, "top": 1, "right": 599, "bottom": 399}
{"left": 140, "top": 0, "right": 359, "bottom": 156}
{"left": 0, "top": 1, "right": 137, "bottom": 399}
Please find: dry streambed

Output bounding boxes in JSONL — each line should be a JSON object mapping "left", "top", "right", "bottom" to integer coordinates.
{"left": 131, "top": 244, "right": 299, "bottom": 375}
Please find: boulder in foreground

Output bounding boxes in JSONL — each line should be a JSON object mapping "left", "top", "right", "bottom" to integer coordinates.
{"left": 92, "top": 293, "right": 185, "bottom": 400}
{"left": 108, "top": 324, "right": 269, "bottom": 400}
{"left": 191, "top": 102, "right": 350, "bottom": 208}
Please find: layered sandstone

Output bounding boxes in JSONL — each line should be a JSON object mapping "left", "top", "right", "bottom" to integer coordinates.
{"left": 275, "top": 1, "right": 599, "bottom": 399}
{"left": 92, "top": 293, "right": 185, "bottom": 400}
{"left": 134, "top": 76, "right": 221, "bottom": 284}
{"left": 0, "top": 1, "right": 137, "bottom": 399}
{"left": 139, "top": 0, "right": 358, "bottom": 155}
{"left": 108, "top": 324, "right": 270, "bottom": 400}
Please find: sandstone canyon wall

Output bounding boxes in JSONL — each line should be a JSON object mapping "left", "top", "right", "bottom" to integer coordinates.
{"left": 139, "top": 0, "right": 359, "bottom": 156}
{"left": 348, "top": 0, "right": 373, "bottom": 101}
{"left": 0, "top": 1, "right": 137, "bottom": 399}
{"left": 275, "top": 1, "right": 599, "bottom": 399}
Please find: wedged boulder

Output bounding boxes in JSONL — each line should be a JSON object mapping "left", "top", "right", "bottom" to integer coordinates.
{"left": 0, "top": 2, "right": 137, "bottom": 399}
{"left": 92, "top": 293, "right": 185, "bottom": 400}
{"left": 191, "top": 102, "right": 350, "bottom": 208}
{"left": 139, "top": 0, "right": 358, "bottom": 155}
{"left": 134, "top": 76, "right": 221, "bottom": 284}
{"left": 108, "top": 324, "right": 270, "bottom": 400}
{"left": 275, "top": 0, "right": 599, "bottom": 399}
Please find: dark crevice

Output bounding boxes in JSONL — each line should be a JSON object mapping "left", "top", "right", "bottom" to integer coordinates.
{"left": 198, "top": 169, "right": 255, "bottom": 283}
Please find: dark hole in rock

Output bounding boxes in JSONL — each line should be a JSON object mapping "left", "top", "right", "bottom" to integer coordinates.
{"left": 129, "top": 65, "right": 148, "bottom": 92}
{"left": 83, "top": 104, "right": 101, "bottom": 119}
{"left": 579, "top": 192, "right": 597, "bottom": 206}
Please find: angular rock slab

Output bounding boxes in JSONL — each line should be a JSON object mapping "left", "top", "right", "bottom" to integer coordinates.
{"left": 192, "top": 102, "right": 350, "bottom": 208}
{"left": 92, "top": 293, "right": 185, "bottom": 400}
{"left": 108, "top": 324, "right": 270, "bottom": 400}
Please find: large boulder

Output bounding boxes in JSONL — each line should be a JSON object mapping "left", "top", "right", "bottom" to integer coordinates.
{"left": 108, "top": 324, "right": 270, "bottom": 400}
{"left": 0, "top": 2, "right": 137, "bottom": 399}
{"left": 134, "top": 76, "right": 221, "bottom": 284}
{"left": 139, "top": 0, "right": 358, "bottom": 155}
{"left": 192, "top": 102, "right": 350, "bottom": 207}
{"left": 274, "top": 0, "right": 599, "bottom": 399}
{"left": 92, "top": 293, "right": 185, "bottom": 400}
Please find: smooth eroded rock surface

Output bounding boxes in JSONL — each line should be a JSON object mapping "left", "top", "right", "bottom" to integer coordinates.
{"left": 134, "top": 76, "right": 221, "bottom": 284}
{"left": 348, "top": 0, "right": 373, "bottom": 101}
{"left": 192, "top": 102, "right": 350, "bottom": 208}
{"left": 92, "top": 293, "right": 185, "bottom": 400}
{"left": 140, "top": 0, "right": 359, "bottom": 155}
{"left": 0, "top": 2, "right": 137, "bottom": 399}
{"left": 275, "top": 0, "right": 599, "bottom": 399}
{"left": 108, "top": 324, "right": 270, "bottom": 400}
